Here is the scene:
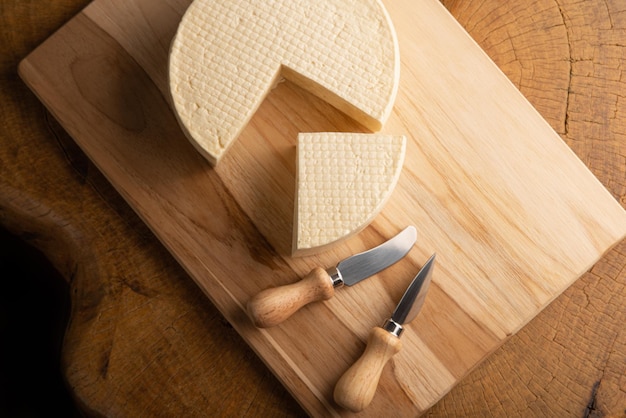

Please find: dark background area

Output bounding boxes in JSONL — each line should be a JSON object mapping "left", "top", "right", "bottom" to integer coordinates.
{"left": 0, "top": 226, "right": 81, "bottom": 417}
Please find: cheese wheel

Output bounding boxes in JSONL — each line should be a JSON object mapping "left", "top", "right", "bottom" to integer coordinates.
{"left": 169, "top": 0, "right": 400, "bottom": 166}
{"left": 294, "top": 132, "right": 406, "bottom": 255}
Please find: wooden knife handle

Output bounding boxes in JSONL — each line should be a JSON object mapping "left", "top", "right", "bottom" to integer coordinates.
{"left": 334, "top": 327, "right": 402, "bottom": 412}
{"left": 246, "top": 267, "right": 335, "bottom": 328}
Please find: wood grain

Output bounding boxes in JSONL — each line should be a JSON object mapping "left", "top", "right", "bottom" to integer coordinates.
{"left": 2, "top": 0, "right": 626, "bottom": 416}
{"left": 431, "top": 1, "right": 626, "bottom": 416}
{"left": 1, "top": 2, "right": 302, "bottom": 417}
{"left": 15, "top": 0, "right": 626, "bottom": 415}
{"left": 247, "top": 266, "right": 336, "bottom": 328}
{"left": 334, "top": 327, "right": 404, "bottom": 412}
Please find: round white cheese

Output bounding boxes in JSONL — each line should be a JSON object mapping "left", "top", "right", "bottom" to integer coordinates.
{"left": 294, "top": 132, "right": 406, "bottom": 255}
{"left": 169, "top": 0, "right": 400, "bottom": 166}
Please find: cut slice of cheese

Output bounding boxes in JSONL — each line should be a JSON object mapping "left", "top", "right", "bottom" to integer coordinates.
{"left": 294, "top": 132, "right": 406, "bottom": 255}
{"left": 168, "top": 0, "right": 400, "bottom": 166}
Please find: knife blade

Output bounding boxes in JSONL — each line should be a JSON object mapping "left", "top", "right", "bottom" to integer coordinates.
{"left": 246, "top": 226, "right": 417, "bottom": 328}
{"left": 333, "top": 253, "right": 436, "bottom": 412}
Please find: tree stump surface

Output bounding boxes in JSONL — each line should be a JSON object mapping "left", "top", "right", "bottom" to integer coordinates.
{"left": 1, "top": 0, "right": 624, "bottom": 416}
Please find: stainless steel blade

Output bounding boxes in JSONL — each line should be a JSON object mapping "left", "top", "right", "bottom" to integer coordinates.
{"left": 391, "top": 253, "right": 436, "bottom": 325}
{"left": 336, "top": 226, "right": 417, "bottom": 287}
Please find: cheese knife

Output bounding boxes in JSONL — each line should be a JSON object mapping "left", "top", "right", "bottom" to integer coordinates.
{"left": 334, "top": 253, "right": 436, "bottom": 412}
{"left": 246, "top": 226, "right": 417, "bottom": 328}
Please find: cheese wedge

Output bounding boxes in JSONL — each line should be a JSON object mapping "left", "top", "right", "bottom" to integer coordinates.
{"left": 169, "top": 0, "right": 400, "bottom": 166}
{"left": 294, "top": 132, "right": 406, "bottom": 255}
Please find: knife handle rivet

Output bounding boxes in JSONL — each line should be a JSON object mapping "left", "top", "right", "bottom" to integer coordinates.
{"left": 326, "top": 266, "right": 344, "bottom": 288}
{"left": 382, "top": 318, "right": 404, "bottom": 338}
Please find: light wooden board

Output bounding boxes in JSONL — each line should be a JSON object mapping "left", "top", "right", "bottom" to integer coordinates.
{"left": 18, "top": 0, "right": 626, "bottom": 415}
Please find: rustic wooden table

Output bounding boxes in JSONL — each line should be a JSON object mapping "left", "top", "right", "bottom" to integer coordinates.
{"left": 2, "top": 0, "right": 625, "bottom": 416}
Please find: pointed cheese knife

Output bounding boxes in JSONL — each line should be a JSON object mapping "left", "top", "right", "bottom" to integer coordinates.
{"left": 334, "top": 253, "right": 436, "bottom": 412}
{"left": 246, "top": 226, "right": 417, "bottom": 328}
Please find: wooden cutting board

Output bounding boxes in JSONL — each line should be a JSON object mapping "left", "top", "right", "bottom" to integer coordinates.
{"left": 18, "top": 0, "right": 626, "bottom": 415}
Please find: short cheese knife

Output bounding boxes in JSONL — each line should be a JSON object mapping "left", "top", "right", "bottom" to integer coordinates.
{"left": 334, "top": 253, "right": 436, "bottom": 412}
{"left": 246, "top": 226, "right": 417, "bottom": 328}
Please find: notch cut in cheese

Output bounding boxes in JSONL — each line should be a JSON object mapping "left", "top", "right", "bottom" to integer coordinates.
{"left": 294, "top": 132, "right": 406, "bottom": 256}
{"left": 168, "top": 0, "right": 400, "bottom": 166}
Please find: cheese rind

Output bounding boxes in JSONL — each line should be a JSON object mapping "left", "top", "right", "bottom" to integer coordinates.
{"left": 169, "top": 0, "right": 400, "bottom": 166}
{"left": 294, "top": 132, "right": 406, "bottom": 255}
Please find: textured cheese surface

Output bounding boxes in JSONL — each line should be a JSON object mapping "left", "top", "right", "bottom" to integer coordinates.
{"left": 294, "top": 132, "right": 406, "bottom": 254}
{"left": 169, "top": 0, "right": 400, "bottom": 166}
